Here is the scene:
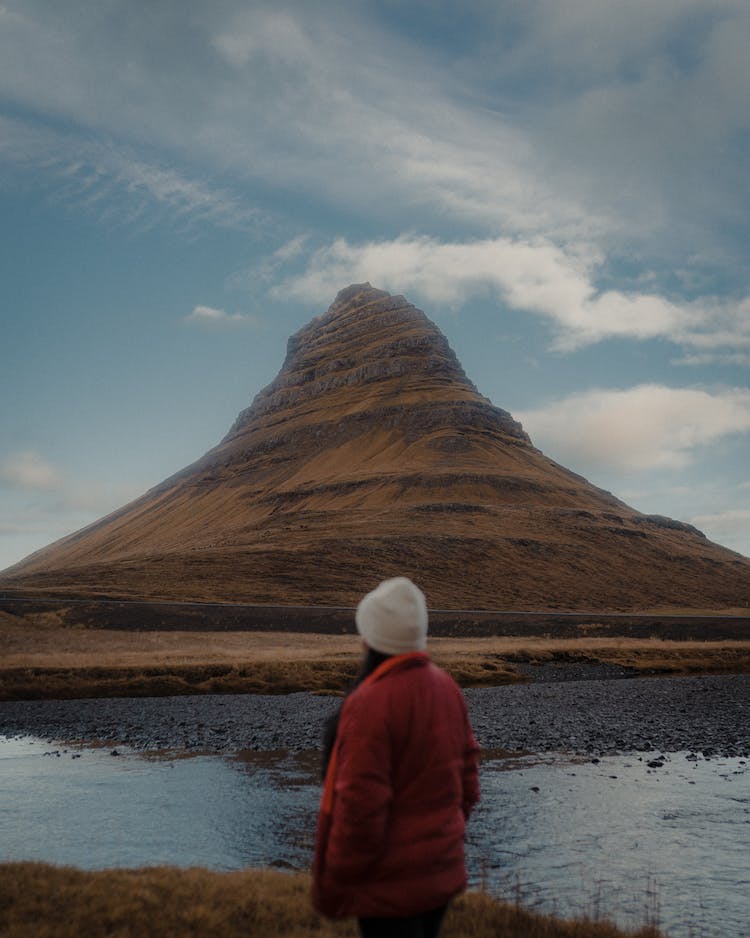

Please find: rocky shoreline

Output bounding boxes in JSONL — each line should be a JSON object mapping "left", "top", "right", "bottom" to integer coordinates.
{"left": 1, "top": 671, "right": 748, "bottom": 760}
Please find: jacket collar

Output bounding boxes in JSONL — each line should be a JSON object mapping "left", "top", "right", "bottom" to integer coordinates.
{"left": 363, "top": 651, "right": 429, "bottom": 688}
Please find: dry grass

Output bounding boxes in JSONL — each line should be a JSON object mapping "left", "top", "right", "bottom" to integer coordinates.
{"left": 0, "top": 863, "right": 665, "bottom": 938}
{"left": 0, "top": 660, "right": 363, "bottom": 700}
{"left": 2, "top": 610, "right": 749, "bottom": 700}
{"left": 493, "top": 636, "right": 750, "bottom": 676}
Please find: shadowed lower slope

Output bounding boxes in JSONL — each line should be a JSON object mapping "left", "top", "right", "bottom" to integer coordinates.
{"left": 3, "top": 283, "right": 750, "bottom": 610}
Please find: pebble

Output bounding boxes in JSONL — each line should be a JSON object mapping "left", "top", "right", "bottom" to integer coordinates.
{"left": 0, "top": 673, "right": 748, "bottom": 759}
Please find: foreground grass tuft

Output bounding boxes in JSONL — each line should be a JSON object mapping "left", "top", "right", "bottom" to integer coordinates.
{"left": 0, "top": 863, "right": 664, "bottom": 938}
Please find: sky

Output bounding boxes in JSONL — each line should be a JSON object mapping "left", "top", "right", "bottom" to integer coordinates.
{"left": 1, "top": 0, "right": 750, "bottom": 571}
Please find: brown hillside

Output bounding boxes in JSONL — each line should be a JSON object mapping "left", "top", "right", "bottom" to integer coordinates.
{"left": 3, "top": 283, "right": 750, "bottom": 610}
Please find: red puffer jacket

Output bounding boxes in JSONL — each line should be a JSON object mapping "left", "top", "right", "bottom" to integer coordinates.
{"left": 313, "top": 652, "right": 480, "bottom": 918}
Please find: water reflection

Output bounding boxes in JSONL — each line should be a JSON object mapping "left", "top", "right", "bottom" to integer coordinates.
{"left": 0, "top": 736, "right": 747, "bottom": 937}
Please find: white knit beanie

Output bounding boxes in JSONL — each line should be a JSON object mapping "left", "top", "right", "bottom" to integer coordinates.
{"left": 355, "top": 577, "right": 428, "bottom": 655}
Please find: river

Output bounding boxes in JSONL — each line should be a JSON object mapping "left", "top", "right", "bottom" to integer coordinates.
{"left": 1, "top": 734, "right": 747, "bottom": 937}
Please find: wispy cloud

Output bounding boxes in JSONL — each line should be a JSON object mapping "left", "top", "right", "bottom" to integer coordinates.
{"left": 56, "top": 481, "right": 145, "bottom": 515}
{"left": 0, "top": 116, "right": 261, "bottom": 232}
{"left": 0, "top": 474, "right": 148, "bottom": 570}
{"left": 674, "top": 352, "right": 750, "bottom": 367}
{"left": 688, "top": 507, "right": 750, "bottom": 557}
{"left": 0, "top": 520, "right": 54, "bottom": 536}
{"left": 212, "top": 9, "right": 311, "bottom": 68}
{"left": 1, "top": 0, "right": 748, "bottom": 275}
{"left": 0, "top": 450, "right": 144, "bottom": 510}
{"left": 233, "top": 235, "right": 311, "bottom": 289}
{"left": 516, "top": 385, "right": 750, "bottom": 472}
{"left": 0, "top": 451, "right": 62, "bottom": 491}
{"left": 0, "top": 3, "right": 609, "bottom": 245}
{"left": 101, "top": 149, "right": 261, "bottom": 231}
{"left": 469, "top": 1, "right": 750, "bottom": 254}
{"left": 184, "top": 305, "right": 261, "bottom": 327}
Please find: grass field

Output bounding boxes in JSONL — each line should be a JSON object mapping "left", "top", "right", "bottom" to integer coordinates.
{"left": 0, "top": 863, "right": 665, "bottom": 938}
{"left": 2, "top": 609, "right": 749, "bottom": 700}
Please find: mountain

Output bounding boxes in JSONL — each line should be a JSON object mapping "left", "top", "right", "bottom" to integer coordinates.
{"left": 3, "top": 283, "right": 750, "bottom": 610}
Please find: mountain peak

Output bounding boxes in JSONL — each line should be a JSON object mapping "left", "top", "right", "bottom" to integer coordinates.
{"left": 329, "top": 280, "right": 386, "bottom": 310}
{"left": 3, "top": 284, "right": 750, "bottom": 611}
{"left": 224, "top": 283, "right": 504, "bottom": 445}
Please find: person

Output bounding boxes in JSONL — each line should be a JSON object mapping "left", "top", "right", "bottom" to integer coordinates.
{"left": 313, "top": 576, "right": 480, "bottom": 938}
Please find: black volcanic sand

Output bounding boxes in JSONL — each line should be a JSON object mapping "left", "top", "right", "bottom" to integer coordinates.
{"left": 1, "top": 673, "right": 748, "bottom": 760}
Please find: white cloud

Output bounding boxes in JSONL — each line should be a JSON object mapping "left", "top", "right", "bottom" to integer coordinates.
{"left": 669, "top": 296, "right": 750, "bottom": 364}
{"left": 674, "top": 353, "right": 750, "bottom": 367}
{"left": 0, "top": 451, "right": 62, "bottom": 491}
{"left": 184, "top": 305, "right": 261, "bottom": 327}
{"left": 516, "top": 385, "right": 750, "bottom": 472}
{"left": 273, "top": 234, "right": 750, "bottom": 352}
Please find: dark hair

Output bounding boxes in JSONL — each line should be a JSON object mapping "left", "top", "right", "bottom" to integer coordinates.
{"left": 321, "top": 646, "right": 391, "bottom": 779}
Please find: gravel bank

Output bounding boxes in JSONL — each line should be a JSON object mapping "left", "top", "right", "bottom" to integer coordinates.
{"left": 467, "top": 673, "right": 749, "bottom": 758}
{"left": 1, "top": 673, "right": 748, "bottom": 759}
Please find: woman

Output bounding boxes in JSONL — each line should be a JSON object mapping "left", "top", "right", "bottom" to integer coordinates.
{"left": 313, "top": 576, "right": 480, "bottom": 938}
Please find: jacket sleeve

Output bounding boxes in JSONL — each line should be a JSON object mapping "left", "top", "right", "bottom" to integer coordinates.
{"left": 325, "top": 691, "right": 393, "bottom": 882}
